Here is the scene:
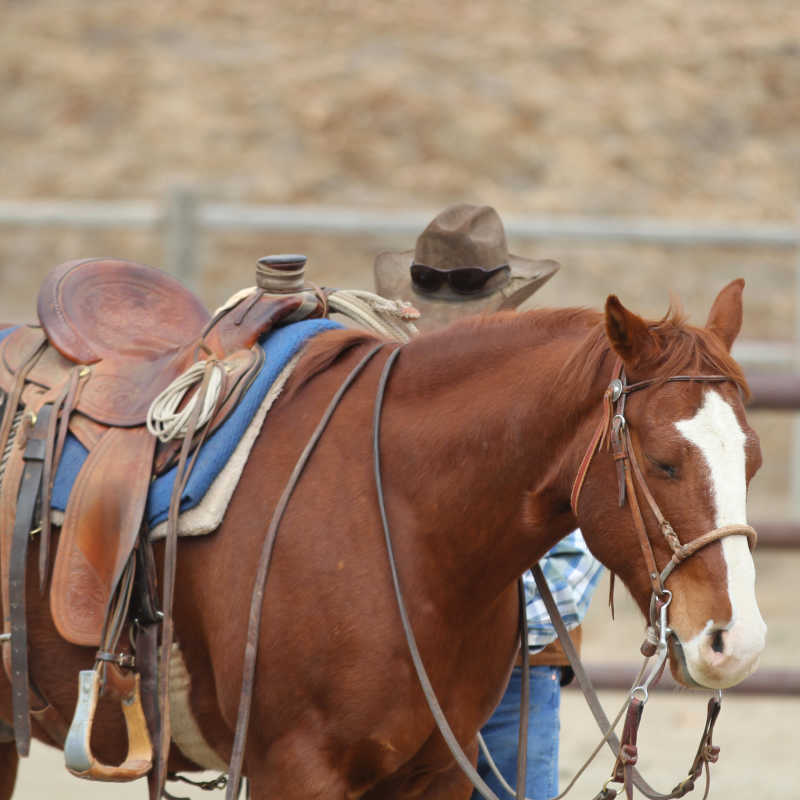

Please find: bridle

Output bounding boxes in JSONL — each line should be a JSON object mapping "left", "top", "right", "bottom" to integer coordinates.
{"left": 554, "top": 358, "right": 760, "bottom": 799}
{"left": 570, "top": 358, "right": 757, "bottom": 621}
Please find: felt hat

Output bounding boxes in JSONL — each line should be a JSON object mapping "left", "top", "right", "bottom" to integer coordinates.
{"left": 374, "top": 204, "right": 559, "bottom": 330}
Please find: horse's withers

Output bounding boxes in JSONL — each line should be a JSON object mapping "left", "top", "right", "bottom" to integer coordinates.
{"left": 670, "top": 388, "right": 767, "bottom": 689}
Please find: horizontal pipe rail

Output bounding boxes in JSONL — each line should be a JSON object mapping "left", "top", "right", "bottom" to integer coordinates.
{"left": 0, "top": 200, "right": 159, "bottom": 228}
{"left": 564, "top": 664, "right": 800, "bottom": 696}
{"left": 748, "top": 521, "right": 800, "bottom": 549}
{"left": 2, "top": 199, "right": 800, "bottom": 246}
{"left": 746, "top": 372, "right": 800, "bottom": 410}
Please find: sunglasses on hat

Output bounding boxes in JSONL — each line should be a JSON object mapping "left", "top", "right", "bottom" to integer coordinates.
{"left": 410, "top": 263, "right": 510, "bottom": 295}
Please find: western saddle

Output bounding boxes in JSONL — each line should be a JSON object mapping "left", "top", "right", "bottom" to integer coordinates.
{"left": 0, "top": 255, "right": 329, "bottom": 788}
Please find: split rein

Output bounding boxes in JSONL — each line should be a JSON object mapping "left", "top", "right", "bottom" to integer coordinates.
{"left": 222, "top": 344, "right": 756, "bottom": 800}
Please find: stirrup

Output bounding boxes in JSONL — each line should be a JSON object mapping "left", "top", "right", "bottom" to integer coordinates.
{"left": 64, "top": 666, "right": 153, "bottom": 781}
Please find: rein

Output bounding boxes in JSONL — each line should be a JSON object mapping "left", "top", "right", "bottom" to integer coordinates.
{"left": 373, "top": 347, "right": 530, "bottom": 800}
{"left": 224, "top": 343, "right": 385, "bottom": 800}
{"left": 224, "top": 345, "right": 755, "bottom": 800}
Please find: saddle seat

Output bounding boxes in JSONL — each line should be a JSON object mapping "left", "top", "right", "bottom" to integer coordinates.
{"left": 0, "top": 257, "right": 317, "bottom": 649}
{"left": 35, "top": 257, "right": 213, "bottom": 426}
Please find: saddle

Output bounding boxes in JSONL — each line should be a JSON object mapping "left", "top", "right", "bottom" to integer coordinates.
{"left": 0, "top": 257, "right": 313, "bottom": 645}
{"left": 0, "top": 256, "right": 325, "bottom": 778}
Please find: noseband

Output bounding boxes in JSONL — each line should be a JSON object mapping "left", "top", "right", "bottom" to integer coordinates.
{"left": 570, "top": 360, "right": 757, "bottom": 607}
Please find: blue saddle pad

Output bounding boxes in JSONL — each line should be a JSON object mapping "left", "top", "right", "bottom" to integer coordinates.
{"left": 0, "top": 319, "right": 342, "bottom": 528}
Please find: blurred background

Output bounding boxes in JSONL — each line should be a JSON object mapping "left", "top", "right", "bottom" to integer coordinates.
{"left": 2, "top": 1, "right": 798, "bottom": 797}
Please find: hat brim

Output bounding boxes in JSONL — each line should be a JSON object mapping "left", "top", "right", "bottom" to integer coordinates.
{"left": 374, "top": 250, "right": 559, "bottom": 330}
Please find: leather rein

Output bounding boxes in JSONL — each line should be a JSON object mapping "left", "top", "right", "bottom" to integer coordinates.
{"left": 372, "top": 352, "right": 758, "bottom": 800}
{"left": 224, "top": 346, "right": 757, "bottom": 800}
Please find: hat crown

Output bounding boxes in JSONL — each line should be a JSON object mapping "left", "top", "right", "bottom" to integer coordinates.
{"left": 413, "top": 204, "right": 510, "bottom": 270}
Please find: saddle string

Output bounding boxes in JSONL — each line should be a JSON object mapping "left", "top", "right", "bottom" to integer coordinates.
{"left": 39, "top": 365, "right": 86, "bottom": 593}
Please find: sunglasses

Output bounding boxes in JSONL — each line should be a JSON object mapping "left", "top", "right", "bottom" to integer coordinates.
{"left": 410, "top": 263, "right": 510, "bottom": 295}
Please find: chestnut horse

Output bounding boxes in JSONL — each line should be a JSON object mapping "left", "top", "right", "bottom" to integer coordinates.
{"left": 0, "top": 280, "right": 765, "bottom": 799}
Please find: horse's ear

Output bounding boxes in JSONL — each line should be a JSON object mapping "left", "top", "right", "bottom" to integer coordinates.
{"left": 605, "top": 295, "right": 654, "bottom": 366}
{"left": 706, "top": 278, "right": 744, "bottom": 352}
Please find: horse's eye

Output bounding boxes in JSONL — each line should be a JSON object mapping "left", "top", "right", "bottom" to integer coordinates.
{"left": 647, "top": 456, "right": 678, "bottom": 479}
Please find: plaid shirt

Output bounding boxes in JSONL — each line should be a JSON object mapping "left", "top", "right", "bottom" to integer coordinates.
{"left": 524, "top": 529, "right": 604, "bottom": 652}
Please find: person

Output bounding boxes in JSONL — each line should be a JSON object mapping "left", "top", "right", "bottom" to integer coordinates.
{"left": 374, "top": 203, "right": 605, "bottom": 800}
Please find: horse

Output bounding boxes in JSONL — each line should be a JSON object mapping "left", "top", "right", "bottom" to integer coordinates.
{"left": 0, "top": 278, "right": 765, "bottom": 799}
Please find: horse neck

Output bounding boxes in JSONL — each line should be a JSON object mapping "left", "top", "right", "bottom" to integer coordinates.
{"left": 380, "top": 312, "right": 608, "bottom": 611}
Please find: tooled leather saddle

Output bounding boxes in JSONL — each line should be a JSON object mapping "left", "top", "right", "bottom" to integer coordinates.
{"left": 0, "top": 255, "right": 326, "bottom": 777}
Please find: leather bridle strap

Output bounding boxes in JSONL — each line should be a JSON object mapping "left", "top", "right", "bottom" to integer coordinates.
{"left": 224, "top": 343, "right": 385, "bottom": 800}
{"left": 623, "top": 426, "right": 757, "bottom": 585}
{"left": 532, "top": 565, "right": 722, "bottom": 800}
{"left": 572, "top": 363, "right": 757, "bottom": 596}
{"left": 571, "top": 363, "right": 733, "bottom": 517}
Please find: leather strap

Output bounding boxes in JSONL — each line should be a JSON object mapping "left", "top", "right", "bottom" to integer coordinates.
{"left": 374, "top": 347, "right": 503, "bottom": 800}
{"left": 154, "top": 360, "right": 226, "bottom": 797}
{"left": 612, "top": 696, "right": 644, "bottom": 798}
{"left": 224, "top": 343, "right": 384, "bottom": 800}
{"left": 532, "top": 565, "right": 720, "bottom": 800}
{"left": 9, "top": 404, "right": 52, "bottom": 756}
{"left": 39, "top": 365, "right": 84, "bottom": 592}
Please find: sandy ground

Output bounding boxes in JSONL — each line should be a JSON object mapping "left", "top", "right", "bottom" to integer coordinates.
{"left": 11, "top": 555, "right": 798, "bottom": 799}
{"left": 12, "top": 690, "right": 800, "bottom": 800}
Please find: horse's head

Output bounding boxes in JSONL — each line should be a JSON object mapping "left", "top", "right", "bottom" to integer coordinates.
{"left": 574, "top": 279, "right": 766, "bottom": 690}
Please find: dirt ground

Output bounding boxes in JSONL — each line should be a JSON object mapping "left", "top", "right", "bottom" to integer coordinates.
{"left": 3, "top": 2, "right": 800, "bottom": 798}
{"left": 13, "top": 561, "right": 800, "bottom": 799}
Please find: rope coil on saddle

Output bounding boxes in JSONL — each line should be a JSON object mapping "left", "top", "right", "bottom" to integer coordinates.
{"left": 326, "top": 289, "right": 419, "bottom": 342}
{"left": 146, "top": 361, "right": 226, "bottom": 443}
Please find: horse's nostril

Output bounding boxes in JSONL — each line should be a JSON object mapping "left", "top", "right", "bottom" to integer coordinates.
{"left": 711, "top": 629, "right": 725, "bottom": 654}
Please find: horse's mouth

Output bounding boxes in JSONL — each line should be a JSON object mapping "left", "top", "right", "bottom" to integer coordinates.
{"left": 666, "top": 633, "right": 705, "bottom": 689}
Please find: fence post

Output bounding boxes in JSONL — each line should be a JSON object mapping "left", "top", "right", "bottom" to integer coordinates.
{"left": 163, "top": 186, "right": 200, "bottom": 291}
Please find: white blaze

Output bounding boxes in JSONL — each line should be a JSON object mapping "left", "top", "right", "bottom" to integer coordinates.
{"left": 674, "top": 389, "right": 766, "bottom": 687}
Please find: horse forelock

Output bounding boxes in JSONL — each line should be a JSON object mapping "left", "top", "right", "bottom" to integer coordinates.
{"left": 558, "top": 302, "right": 749, "bottom": 399}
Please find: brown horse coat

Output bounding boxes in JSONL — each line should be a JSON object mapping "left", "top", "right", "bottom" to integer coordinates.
{"left": 0, "top": 281, "right": 765, "bottom": 799}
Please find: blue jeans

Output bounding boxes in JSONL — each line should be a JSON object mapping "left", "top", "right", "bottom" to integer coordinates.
{"left": 472, "top": 665, "right": 561, "bottom": 800}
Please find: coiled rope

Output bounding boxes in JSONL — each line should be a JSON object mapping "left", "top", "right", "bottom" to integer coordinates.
{"left": 146, "top": 361, "right": 225, "bottom": 443}
{"left": 148, "top": 287, "right": 418, "bottom": 444}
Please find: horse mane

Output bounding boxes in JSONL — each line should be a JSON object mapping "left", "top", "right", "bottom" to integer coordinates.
{"left": 284, "top": 327, "right": 382, "bottom": 399}
{"left": 285, "top": 300, "right": 748, "bottom": 402}
{"left": 557, "top": 301, "right": 750, "bottom": 398}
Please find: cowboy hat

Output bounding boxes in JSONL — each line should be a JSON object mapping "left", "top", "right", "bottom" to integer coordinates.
{"left": 374, "top": 204, "right": 559, "bottom": 330}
